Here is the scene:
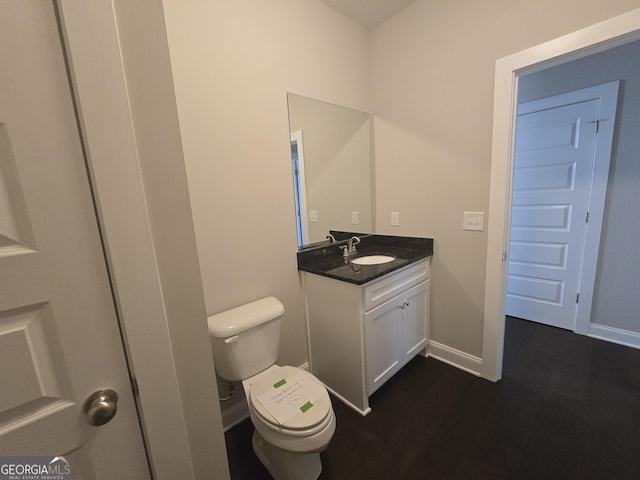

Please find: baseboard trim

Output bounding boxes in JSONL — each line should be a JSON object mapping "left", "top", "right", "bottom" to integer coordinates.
{"left": 428, "top": 340, "right": 482, "bottom": 377}
{"left": 221, "top": 398, "right": 249, "bottom": 432}
{"left": 221, "top": 361, "right": 312, "bottom": 431}
{"left": 588, "top": 323, "right": 640, "bottom": 350}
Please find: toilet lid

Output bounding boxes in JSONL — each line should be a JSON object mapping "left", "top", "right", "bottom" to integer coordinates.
{"left": 249, "top": 366, "right": 332, "bottom": 432}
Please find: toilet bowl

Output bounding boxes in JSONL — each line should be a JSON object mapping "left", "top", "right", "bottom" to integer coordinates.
{"left": 242, "top": 365, "right": 336, "bottom": 480}
{"left": 208, "top": 297, "right": 335, "bottom": 480}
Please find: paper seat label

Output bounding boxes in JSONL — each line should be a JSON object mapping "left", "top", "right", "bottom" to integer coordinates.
{"left": 256, "top": 372, "right": 324, "bottom": 425}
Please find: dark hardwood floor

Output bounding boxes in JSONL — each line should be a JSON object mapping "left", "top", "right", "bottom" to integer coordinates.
{"left": 224, "top": 317, "right": 640, "bottom": 479}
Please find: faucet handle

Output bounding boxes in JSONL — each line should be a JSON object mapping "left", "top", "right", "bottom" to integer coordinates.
{"left": 348, "top": 236, "right": 360, "bottom": 252}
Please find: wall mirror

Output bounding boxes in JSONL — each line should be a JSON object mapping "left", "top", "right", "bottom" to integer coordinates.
{"left": 287, "top": 93, "right": 373, "bottom": 249}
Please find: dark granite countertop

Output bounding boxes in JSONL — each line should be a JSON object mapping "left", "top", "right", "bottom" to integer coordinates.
{"left": 297, "top": 233, "right": 433, "bottom": 285}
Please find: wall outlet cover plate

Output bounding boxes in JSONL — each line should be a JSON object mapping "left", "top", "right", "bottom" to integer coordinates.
{"left": 463, "top": 211, "right": 485, "bottom": 231}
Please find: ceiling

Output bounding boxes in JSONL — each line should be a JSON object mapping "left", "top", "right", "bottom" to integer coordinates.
{"left": 321, "top": 0, "right": 417, "bottom": 29}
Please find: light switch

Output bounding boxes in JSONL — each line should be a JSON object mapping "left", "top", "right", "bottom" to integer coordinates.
{"left": 309, "top": 210, "right": 318, "bottom": 223}
{"left": 463, "top": 211, "right": 485, "bottom": 231}
{"left": 391, "top": 212, "right": 399, "bottom": 227}
{"left": 352, "top": 211, "right": 359, "bottom": 225}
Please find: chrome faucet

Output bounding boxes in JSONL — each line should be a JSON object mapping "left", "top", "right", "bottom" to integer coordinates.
{"left": 339, "top": 236, "right": 360, "bottom": 263}
{"left": 326, "top": 234, "right": 336, "bottom": 243}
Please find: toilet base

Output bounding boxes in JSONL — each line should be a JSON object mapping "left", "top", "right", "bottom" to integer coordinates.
{"left": 252, "top": 431, "right": 322, "bottom": 480}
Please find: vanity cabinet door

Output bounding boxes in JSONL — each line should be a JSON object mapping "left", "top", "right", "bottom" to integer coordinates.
{"left": 364, "top": 280, "right": 430, "bottom": 396}
{"left": 401, "top": 280, "right": 429, "bottom": 359}
{"left": 364, "top": 299, "right": 403, "bottom": 395}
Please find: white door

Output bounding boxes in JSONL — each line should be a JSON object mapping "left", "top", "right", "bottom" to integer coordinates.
{"left": 0, "top": 2, "right": 149, "bottom": 478}
{"left": 506, "top": 98, "right": 600, "bottom": 330}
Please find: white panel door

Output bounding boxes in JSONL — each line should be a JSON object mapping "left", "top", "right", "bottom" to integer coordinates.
{"left": 506, "top": 99, "right": 599, "bottom": 330}
{"left": 0, "top": 2, "right": 149, "bottom": 478}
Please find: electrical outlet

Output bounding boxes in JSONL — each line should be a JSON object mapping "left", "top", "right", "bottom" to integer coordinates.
{"left": 309, "top": 210, "right": 318, "bottom": 223}
{"left": 463, "top": 211, "right": 485, "bottom": 231}
{"left": 352, "top": 211, "right": 359, "bottom": 225}
{"left": 391, "top": 212, "right": 400, "bottom": 227}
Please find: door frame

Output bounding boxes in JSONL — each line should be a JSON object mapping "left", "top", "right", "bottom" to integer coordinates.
{"left": 482, "top": 7, "right": 640, "bottom": 381}
{"left": 56, "top": 1, "right": 228, "bottom": 478}
{"left": 508, "top": 82, "right": 619, "bottom": 333}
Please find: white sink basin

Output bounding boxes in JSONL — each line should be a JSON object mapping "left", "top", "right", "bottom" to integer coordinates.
{"left": 351, "top": 255, "right": 396, "bottom": 266}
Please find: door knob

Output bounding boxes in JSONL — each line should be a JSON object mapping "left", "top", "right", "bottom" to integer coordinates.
{"left": 84, "top": 388, "right": 118, "bottom": 426}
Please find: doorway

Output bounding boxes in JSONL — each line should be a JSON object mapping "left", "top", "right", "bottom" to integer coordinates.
{"left": 38, "top": 1, "right": 230, "bottom": 476}
{"left": 506, "top": 82, "right": 618, "bottom": 332}
{"left": 482, "top": 8, "right": 640, "bottom": 382}
{"left": 0, "top": 2, "right": 149, "bottom": 474}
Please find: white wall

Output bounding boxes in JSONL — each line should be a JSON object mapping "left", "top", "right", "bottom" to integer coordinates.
{"left": 161, "top": 0, "right": 369, "bottom": 414}
{"left": 370, "top": 0, "right": 640, "bottom": 358}
{"left": 518, "top": 40, "right": 640, "bottom": 336}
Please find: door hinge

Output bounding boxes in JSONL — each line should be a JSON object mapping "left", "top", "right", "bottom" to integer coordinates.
{"left": 502, "top": 252, "right": 507, "bottom": 262}
{"left": 585, "top": 211, "right": 589, "bottom": 223}
{"left": 576, "top": 293, "right": 580, "bottom": 304}
{"left": 589, "top": 120, "right": 600, "bottom": 133}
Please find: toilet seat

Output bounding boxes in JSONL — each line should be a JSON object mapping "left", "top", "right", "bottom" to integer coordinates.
{"left": 248, "top": 365, "right": 332, "bottom": 437}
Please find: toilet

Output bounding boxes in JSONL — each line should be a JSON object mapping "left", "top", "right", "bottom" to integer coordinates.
{"left": 208, "top": 297, "right": 336, "bottom": 480}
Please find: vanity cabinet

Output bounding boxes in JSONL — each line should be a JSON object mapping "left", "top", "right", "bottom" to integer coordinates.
{"left": 303, "top": 259, "right": 430, "bottom": 415}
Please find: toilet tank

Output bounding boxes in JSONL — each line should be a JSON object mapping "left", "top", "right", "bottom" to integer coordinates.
{"left": 207, "top": 296, "right": 284, "bottom": 381}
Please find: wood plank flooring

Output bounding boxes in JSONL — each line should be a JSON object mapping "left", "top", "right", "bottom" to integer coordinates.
{"left": 224, "top": 317, "right": 640, "bottom": 479}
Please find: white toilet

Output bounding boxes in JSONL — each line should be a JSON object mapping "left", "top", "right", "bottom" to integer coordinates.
{"left": 208, "top": 296, "right": 336, "bottom": 480}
